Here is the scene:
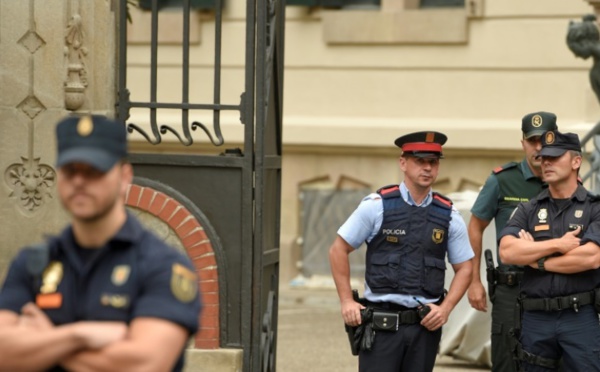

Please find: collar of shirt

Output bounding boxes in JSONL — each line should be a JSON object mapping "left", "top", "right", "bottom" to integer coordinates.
{"left": 520, "top": 158, "right": 539, "bottom": 182}
{"left": 399, "top": 182, "right": 433, "bottom": 207}
{"left": 536, "top": 184, "right": 588, "bottom": 202}
{"left": 58, "top": 211, "right": 144, "bottom": 253}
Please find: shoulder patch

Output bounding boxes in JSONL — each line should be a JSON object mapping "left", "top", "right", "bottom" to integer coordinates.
{"left": 492, "top": 161, "right": 518, "bottom": 174}
{"left": 376, "top": 184, "right": 400, "bottom": 199}
{"left": 171, "top": 263, "right": 198, "bottom": 303}
{"left": 377, "top": 184, "right": 398, "bottom": 195}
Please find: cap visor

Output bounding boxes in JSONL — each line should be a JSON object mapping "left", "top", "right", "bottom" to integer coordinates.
{"left": 406, "top": 152, "right": 442, "bottom": 159}
{"left": 536, "top": 147, "right": 568, "bottom": 158}
{"left": 524, "top": 130, "right": 545, "bottom": 139}
{"left": 56, "top": 148, "right": 119, "bottom": 172}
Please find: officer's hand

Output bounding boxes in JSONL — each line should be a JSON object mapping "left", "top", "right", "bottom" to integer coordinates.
{"left": 557, "top": 226, "right": 582, "bottom": 254}
{"left": 18, "top": 302, "right": 54, "bottom": 330}
{"left": 341, "top": 299, "right": 365, "bottom": 327}
{"left": 420, "top": 303, "right": 448, "bottom": 331}
{"left": 74, "top": 321, "right": 127, "bottom": 349}
{"left": 518, "top": 229, "right": 534, "bottom": 242}
{"left": 467, "top": 281, "right": 487, "bottom": 312}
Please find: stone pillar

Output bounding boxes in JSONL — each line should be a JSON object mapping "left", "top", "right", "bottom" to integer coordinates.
{"left": 0, "top": 0, "right": 116, "bottom": 279}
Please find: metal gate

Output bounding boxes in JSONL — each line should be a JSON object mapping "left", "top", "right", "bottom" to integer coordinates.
{"left": 116, "top": 1, "right": 284, "bottom": 371}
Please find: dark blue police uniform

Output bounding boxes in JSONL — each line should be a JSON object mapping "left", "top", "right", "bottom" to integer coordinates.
{"left": 501, "top": 186, "right": 600, "bottom": 370}
{"left": 0, "top": 213, "right": 201, "bottom": 372}
{"left": 499, "top": 130, "right": 600, "bottom": 371}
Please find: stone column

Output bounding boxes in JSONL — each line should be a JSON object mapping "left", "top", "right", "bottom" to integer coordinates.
{"left": 0, "top": 0, "right": 116, "bottom": 279}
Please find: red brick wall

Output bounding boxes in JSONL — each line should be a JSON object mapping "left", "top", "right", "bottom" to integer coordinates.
{"left": 126, "top": 184, "right": 219, "bottom": 349}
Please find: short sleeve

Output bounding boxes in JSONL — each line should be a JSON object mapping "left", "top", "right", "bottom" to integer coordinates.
{"left": 133, "top": 237, "right": 202, "bottom": 335}
{"left": 470, "top": 173, "right": 500, "bottom": 222}
{"left": 498, "top": 202, "right": 528, "bottom": 240}
{"left": 447, "top": 208, "right": 475, "bottom": 264}
{"left": 0, "top": 250, "right": 35, "bottom": 313}
{"left": 337, "top": 194, "right": 383, "bottom": 249}
{"left": 580, "top": 200, "right": 600, "bottom": 246}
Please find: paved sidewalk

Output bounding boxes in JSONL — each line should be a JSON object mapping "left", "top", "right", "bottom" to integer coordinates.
{"left": 276, "top": 287, "right": 490, "bottom": 372}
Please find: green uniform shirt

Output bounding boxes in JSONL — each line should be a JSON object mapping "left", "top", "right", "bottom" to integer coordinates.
{"left": 470, "top": 158, "right": 545, "bottom": 268}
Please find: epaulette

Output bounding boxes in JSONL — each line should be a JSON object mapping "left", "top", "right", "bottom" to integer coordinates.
{"left": 492, "top": 161, "right": 519, "bottom": 175}
{"left": 432, "top": 192, "right": 453, "bottom": 208}
{"left": 376, "top": 184, "right": 400, "bottom": 199}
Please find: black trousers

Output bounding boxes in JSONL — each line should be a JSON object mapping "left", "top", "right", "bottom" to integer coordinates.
{"left": 491, "top": 284, "right": 520, "bottom": 372}
{"left": 358, "top": 323, "right": 442, "bottom": 372}
{"left": 521, "top": 305, "right": 600, "bottom": 372}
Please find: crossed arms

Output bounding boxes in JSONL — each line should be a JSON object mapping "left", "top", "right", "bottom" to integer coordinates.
{"left": 0, "top": 303, "right": 189, "bottom": 372}
{"left": 499, "top": 226, "right": 600, "bottom": 274}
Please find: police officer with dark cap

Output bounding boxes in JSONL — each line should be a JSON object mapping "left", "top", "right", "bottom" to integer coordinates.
{"left": 329, "top": 131, "right": 473, "bottom": 371}
{"left": 0, "top": 115, "right": 201, "bottom": 371}
{"left": 499, "top": 129, "right": 600, "bottom": 370}
{"left": 467, "top": 111, "right": 557, "bottom": 372}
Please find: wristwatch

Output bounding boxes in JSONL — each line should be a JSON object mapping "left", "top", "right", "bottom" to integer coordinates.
{"left": 537, "top": 257, "right": 547, "bottom": 272}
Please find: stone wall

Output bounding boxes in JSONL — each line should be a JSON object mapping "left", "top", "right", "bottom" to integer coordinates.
{"left": 0, "top": 0, "right": 116, "bottom": 280}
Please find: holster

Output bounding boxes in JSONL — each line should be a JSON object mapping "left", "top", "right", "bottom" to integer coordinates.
{"left": 484, "top": 249, "right": 496, "bottom": 300}
{"left": 345, "top": 289, "right": 373, "bottom": 356}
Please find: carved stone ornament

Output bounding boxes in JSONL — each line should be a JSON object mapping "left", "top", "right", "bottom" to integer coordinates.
{"left": 64, "top": 14, "right": 88, "bottom": 111}
{"left": 5, "top": 158, "right": 56, "bottom": 213}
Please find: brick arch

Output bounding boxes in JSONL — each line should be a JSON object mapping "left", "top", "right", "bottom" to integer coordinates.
{"left": 125, "top": 184, "right": 219, "bottom": 349}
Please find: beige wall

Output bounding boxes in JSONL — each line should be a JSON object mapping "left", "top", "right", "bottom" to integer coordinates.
{"left": 127, "top": 0, "right": 600, "bottom": 282}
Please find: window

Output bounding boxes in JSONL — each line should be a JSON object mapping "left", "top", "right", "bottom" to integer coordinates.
{"left": 137, "top": 0, "right": 218, "bottom": 11}
{"left": 420, "top": 0, "right": 464, "bottom": 7}
{"left": 286, "top": 0, "right": 380, "bottom": 7}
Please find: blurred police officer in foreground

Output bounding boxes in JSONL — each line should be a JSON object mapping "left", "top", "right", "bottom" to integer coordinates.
{"left": 467, "top": 112, "right": 557, "bottom": 372}
{"left": 329, "top": 131, "right": 473, "bottom": 371}
{"left": 499, "top": 130, "right": 600, "bottom": 370}
{"left": 0, "top": 115, "right": 201, "bottom": 371}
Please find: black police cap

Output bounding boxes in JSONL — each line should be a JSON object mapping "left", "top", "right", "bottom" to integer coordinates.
{"left": 56, "top": 115, "right": 128, "bottom": 172}
{"left": 521, "top": 111, "right": 558, "bottom": 139}
{"left": 537, "top": 130, "right": 581, "bottom": 158}
{"left": 394, "top": 131, "right": 447, "bottom": 158}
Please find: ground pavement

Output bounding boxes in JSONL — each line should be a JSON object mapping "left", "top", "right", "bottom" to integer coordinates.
{"left": 276, "top": 286, "right": 490, "bottom": 372}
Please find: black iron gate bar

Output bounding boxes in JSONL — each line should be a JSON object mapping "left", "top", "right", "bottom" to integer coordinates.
{"left": 117, "top": 0, "right": 240, "bottom": 146}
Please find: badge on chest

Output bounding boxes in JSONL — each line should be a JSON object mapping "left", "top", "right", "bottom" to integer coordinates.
{"left": 36, "top": 261, "right": 63, "bottom": 309}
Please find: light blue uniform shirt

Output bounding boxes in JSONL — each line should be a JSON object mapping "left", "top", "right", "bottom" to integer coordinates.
{"left": 337, "top": 182, "right": 474, "bottom": 307}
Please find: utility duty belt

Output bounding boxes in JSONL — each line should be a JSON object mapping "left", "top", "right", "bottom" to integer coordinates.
{"left": 345, "top": 291, "right": 435, "bottom": 356}
{"left": 520, "top": 290, "right": 595, "bottom": 313}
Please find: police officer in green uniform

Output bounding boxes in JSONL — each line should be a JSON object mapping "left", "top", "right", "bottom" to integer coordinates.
{"left": 467, "top": 111, "right": 557, "bottom": 371}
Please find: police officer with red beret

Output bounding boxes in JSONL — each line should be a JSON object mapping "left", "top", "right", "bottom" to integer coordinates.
{"left": 329, "top": 131, "right": 474, "bottom": 371}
